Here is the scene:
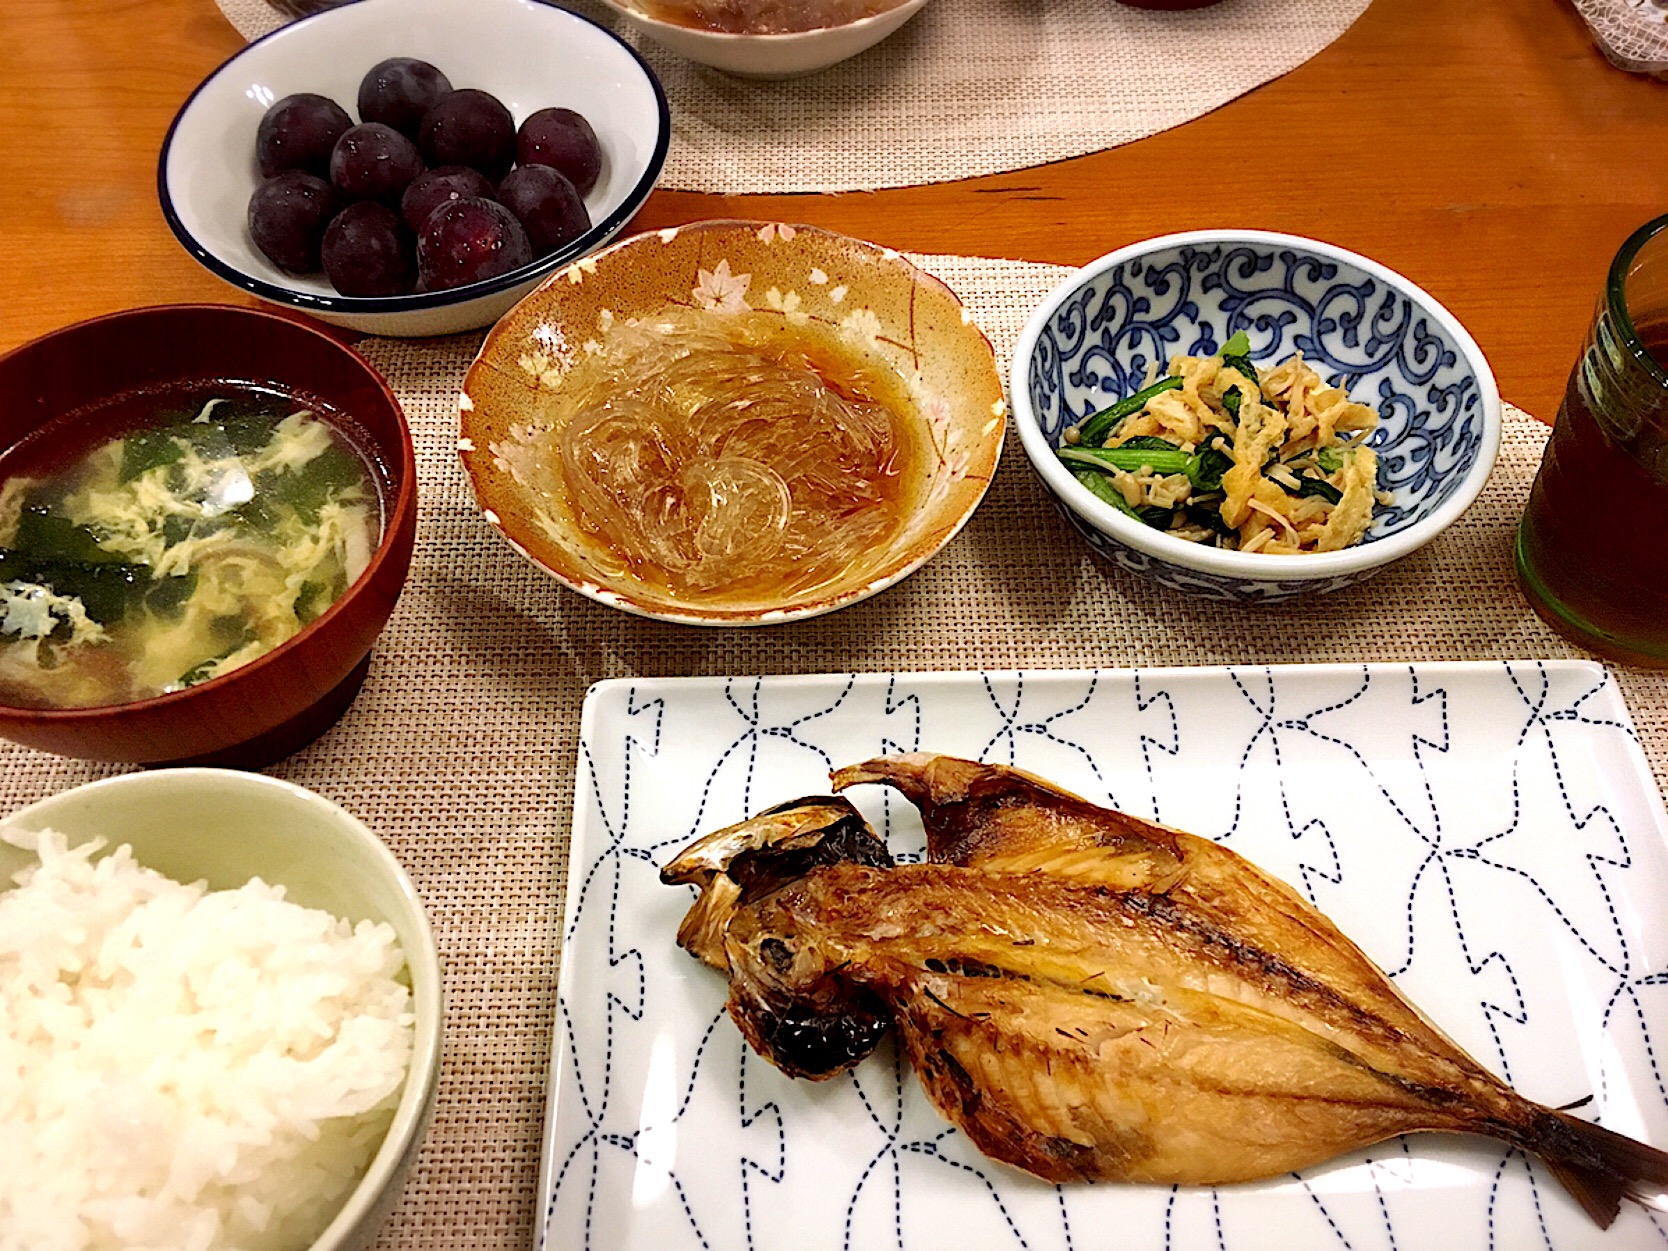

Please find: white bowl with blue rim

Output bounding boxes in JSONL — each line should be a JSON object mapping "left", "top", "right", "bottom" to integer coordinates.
{"left": 159, "top": 0, "right": 669, "bottom": 338}
{"left": 1010, "top": 229, "right": 1503, "bottom": 603}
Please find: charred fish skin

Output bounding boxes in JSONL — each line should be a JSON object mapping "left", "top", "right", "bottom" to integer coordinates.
{"left": 664, "top": 759, "right": 1668, "bottom": 1229}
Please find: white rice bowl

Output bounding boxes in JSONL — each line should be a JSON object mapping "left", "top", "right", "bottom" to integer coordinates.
{"left": 0, "top": 824, "right": 416, "bottom": 1251}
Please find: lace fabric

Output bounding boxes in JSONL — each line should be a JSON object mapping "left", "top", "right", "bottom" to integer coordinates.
{"left": 1573, "top": 0, "right": 1668, "bottom": 76}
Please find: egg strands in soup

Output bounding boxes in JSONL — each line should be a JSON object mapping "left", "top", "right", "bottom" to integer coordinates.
{"left": 0, "top": 393, "right": 380, "bottom": 710}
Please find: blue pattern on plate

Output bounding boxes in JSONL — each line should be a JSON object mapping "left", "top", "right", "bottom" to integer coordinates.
{"left": 540, "top": 665, "right": 1668, "bottom": 1251}
{"left": 1021, "top": 241, "right": 1490, "bottom": 601}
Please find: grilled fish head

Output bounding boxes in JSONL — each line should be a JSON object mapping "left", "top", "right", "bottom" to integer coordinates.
{"left": 660, "top": 795, "right": 890, "bottom": 969}
{"left": 662, "top": 795, "right": 895, "bottom": 1078}
{"left": 724, "top": 881, "right": 893, "bottom": 1081}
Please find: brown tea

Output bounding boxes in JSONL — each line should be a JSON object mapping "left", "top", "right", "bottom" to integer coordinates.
{"left": 1516, "top": 325, "right": 1668, "bottom": 665}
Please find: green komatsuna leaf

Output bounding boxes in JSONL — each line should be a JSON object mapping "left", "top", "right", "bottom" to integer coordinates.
{"left": 1068, "top": 465, "right": 1142, "bottom": 520}
{"left": 1076, "top": 376, "right": 1186, "bottom": 447}
{"left": 1294, "top": 476, "right": 1344, "bottom": 505}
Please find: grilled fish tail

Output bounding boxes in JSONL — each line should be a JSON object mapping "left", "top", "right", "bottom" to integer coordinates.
{"left": 1530, "top": 1109, "right": 1668, "bottom": 1229}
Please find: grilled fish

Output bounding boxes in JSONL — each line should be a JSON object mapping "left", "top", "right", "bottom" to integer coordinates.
{"left": 660, "top": 753, "right": 1668, "bottom": 1228}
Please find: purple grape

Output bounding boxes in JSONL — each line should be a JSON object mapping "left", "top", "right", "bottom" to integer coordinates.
{"left": 418, "top": 89, "right": 515, "bottom": 180}
{"left": 400, "top": 165, "right": 495, "bottom": 233}
{"left": 329, "top": 122, "right": 425, "bottom": 205}
{"left": 357, "top": 57, "right": 453, "bottom": 139}
{"left": 417, "top": 196, "right": 532, "bottom": 291}
{"left": 322, "top": 201, "right": 416, "bottom": 296}
{"left": 515, "top": 107, "right": 603, "bottom": 197}
{"left": 247, "top": 170, "right": 341, "bottom": 273}
{"left": 497, "top": 165, "right": 591, "bottom": 258}
{"left": 256, "top": 93, "right": 352, "bottom": 179}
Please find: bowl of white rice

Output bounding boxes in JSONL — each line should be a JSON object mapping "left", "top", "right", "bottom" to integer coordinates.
{"left": 0, "top": 769, "right": 443, "bottom": 1251}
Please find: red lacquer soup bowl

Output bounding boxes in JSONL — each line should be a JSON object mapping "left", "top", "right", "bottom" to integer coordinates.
{"left": 0, "top": 305, "right": 416, "bottom": 766}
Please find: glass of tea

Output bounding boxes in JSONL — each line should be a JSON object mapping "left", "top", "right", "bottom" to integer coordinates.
{"left": 1515, "top": 213, "right": 1668, "bottom": 667}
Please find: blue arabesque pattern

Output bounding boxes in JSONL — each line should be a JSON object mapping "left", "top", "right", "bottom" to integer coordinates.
{"left": 539, "top": 664, "right": 1668, "bottom": 1251}
{"left": 1021, "top": 240, "right": 1490, "bottom": 600}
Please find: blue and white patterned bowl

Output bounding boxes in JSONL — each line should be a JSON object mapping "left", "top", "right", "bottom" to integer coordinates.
{"left": 1011, "top": 230, "right": 1502, "bottom": 602}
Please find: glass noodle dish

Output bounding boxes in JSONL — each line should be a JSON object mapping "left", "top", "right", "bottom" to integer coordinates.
{"left": 493, "top": 304, "right": 926, "bottom": 608}
{"left": 1058, "top": 332, "right": 1387, "bottom": 554}
{"left": 637, "top": 0, "right": 910, "bottom": 33}
{"left": 0, "top": 386, "right": 380, "bottom": 710}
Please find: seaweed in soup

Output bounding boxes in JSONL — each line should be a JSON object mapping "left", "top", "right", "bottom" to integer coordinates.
{"left": 0, "top": 385, "right": 381, "bottom": 710}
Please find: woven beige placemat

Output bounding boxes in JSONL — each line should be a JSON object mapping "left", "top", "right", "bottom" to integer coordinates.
{"left": 215, "top": 0, "right": 1372, "bottom": 193}
{"left": 3, "top": 253, "right": 1663, "bottom": 1250}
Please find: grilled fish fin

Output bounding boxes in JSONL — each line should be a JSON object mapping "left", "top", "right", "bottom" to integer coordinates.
{"left": 1533, "top": 1110, "right": 1668, "bottom": 1230}
{"left": 832, "top": 753, "right": 1186, "bottom": 870}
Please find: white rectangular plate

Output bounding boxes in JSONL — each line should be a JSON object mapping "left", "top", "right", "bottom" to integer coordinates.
{"left": 538, "top": 662, "right": 1668, "bottom": 1251}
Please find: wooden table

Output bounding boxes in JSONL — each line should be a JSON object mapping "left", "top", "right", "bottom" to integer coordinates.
{"left": 4, "top": 0, "right": 1666, "bottom": 423}
{"left": 5, "top": 6, "right": 1668, "bottom": 1248}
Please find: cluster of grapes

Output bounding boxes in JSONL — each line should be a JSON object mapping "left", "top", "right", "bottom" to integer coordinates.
{"left": 247, "top": 57, "right": 604, "bottom": 297}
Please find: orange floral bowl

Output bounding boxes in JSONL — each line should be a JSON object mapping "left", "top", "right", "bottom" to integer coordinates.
{"left": 592, "top": 0, "right": 933, "bottom": 79}
{"left": 458, "top": 220, "right": 1006, "bottom": 625}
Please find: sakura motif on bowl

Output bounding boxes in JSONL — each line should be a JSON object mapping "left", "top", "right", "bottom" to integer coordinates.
{"left": 458, "top": 220, "right": 1006, "bottom": 625}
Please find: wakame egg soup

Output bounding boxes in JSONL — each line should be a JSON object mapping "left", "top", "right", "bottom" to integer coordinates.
{"left": 0, "top": 383, "right": 383, "bottom": 710}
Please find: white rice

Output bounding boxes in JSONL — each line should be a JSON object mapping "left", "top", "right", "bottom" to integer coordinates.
{"left": 0, "top": 825, "right": 415, "bottom": 1251}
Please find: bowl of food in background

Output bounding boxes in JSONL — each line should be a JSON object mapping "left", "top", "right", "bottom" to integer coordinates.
{"left": 159, "top": 0, "right": 669, "bottom": 338}
{"left": 459, "top": 220, "right": 1007, "bottom": 625}
{"left": 1011, "top": 229, "right": 1502, "bottom": 602}
{"left": 0, "top": 304, "right": 417, "bottom": 765}
{"left": 0, "top": 768, "right": 443, "bottom": 1251}
{"left": 596, "top": 0, "right": 933, "bottom": 77}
